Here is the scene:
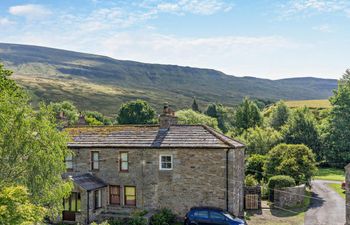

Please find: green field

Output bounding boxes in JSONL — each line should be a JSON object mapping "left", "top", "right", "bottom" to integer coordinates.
{"left": 327, "top": 183, "right": 346, "bottom": 199}
{"left": 314, "top": 168, "right": 345, "bottom": 181}
{"left": 285, "top": 99, "right": 331, "bottom": 109}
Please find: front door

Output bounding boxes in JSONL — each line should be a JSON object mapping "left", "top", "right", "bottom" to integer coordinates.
{"left": 62, "top": 211, "right": 76, "bottom": 221}
{"left": 63, "top": 192, "right": 81, "bottom": 222}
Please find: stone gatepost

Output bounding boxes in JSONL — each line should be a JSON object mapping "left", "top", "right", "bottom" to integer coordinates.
{"left": 345, "top": 164, "right": 350, "bottom": 225}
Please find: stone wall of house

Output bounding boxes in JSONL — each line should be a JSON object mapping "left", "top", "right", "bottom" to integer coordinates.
{"left": 273, "top": 185, "right": 305, "bottom": 208}
{"left": 346, "top": 164, "right": 350, "bottom": 225}
{"left": 64, "top": 146, "right": 244, "bottom": 221}
{"left": 228, "top": 147, "right": 245, "bottom": 217}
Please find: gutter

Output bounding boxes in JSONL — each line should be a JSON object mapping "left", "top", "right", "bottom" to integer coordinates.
{"left": 226, "top": 148, "right": 230, "bottom": 211}
{"left": 87, "top": 190, "right": 90, "bottom": 225}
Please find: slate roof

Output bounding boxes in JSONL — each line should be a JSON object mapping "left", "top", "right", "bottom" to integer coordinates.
{"left": 65, "top": 125, "right": 244, "bottom": 149}
{"left": 72, "top": 173, "right": 107, "bottom": 191}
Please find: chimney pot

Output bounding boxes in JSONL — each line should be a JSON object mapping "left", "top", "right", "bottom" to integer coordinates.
{"left": 159, "top": 103, "right": 177, "bottom": 129}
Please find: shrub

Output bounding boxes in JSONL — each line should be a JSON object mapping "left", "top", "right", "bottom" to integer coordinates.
{"left": 150, "top": 208, "right": 176, "bottom": 225}
{"left": 245, "top": 154, "right": 267, "bottom": 182}
{"left": 108, "top": 218, "right": 125, "bottom": 225}
{"left": 264, "top": 144, "right": 317, "bottom": 185}
{"left": 245, "top": 175, "right": 258, "bottom": 186}
{"left": 267, "top": 175, "right": 296, "bottom": 201}
{"left": 128, "top": 216, "right": 147, "bottom": 225}
{"left": 268, "top": 175, "right": 296, "bottom": 190}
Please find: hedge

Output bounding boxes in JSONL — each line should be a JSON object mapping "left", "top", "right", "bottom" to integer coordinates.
{"left": 267, "top": 175, "right": 296, "bottom": 201}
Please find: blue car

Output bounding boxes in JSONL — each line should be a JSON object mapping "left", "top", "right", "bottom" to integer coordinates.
{"left": 184, "top": 207, "right": 247, "bottom": 225}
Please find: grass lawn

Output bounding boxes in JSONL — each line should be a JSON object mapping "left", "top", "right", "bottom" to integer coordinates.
{"left": 314, "top": 168, "right": 345, "bottom": 181}
{"left": 246, "top": 191, "right": 311, "bottom": 225}
{"left": 327, "top": 183, "right": 346, "bottom": 199}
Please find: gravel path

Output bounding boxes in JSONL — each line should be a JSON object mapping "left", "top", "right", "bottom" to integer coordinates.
{"left": 304, "top": 180, "right": 345, "bottom": 225}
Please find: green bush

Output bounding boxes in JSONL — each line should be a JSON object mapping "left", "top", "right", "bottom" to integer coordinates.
{"left": 108, "top": 218, "right": 125, "bottom": 225}
{"left": 268, "top": 175, "right": 296, "bottom": 190}
{"left": 150, "top": 208, "right": 176, "bottom": 225}
{"left": 267, "top": 175, "right": 296, "bottom": 201}
{"left": 245, "top": 154, "right": 267, "bottom": 182}
{"left": 264, "top": 144, "right": 317, "bottom": 185}
{"left": 245, "top": 175, "right": 258, "bottom": 186}
{"left": 128, "top": 216, "right": 147, "bottom": 225}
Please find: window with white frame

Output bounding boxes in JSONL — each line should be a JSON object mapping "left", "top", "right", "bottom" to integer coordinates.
{"left": 94, "top": 189, "right": 102, "bottom": 209}
{"left": 91, "top": 151, "right": 99, "bottom": 170}
{"left": 159, "top": 155, "right": 173, "bottom": 170}
{"left": 65, "top": 154, "right": 73, "bottom": 170}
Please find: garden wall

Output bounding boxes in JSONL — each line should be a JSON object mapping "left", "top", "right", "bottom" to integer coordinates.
{"left": 273, "top": 184, "right": 305, "bottom": 208}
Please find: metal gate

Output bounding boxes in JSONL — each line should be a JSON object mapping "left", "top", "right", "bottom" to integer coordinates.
{"left": 244, "top": 186, "right": 261, "bottom": 210}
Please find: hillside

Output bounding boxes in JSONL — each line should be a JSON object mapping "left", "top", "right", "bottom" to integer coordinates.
{"left": 0, "top": 43, "right": 338, "bottom": 116}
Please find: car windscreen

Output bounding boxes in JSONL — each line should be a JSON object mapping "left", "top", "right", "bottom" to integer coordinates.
{"left": 223, "top": 212, "right": 235, "bottom": 220}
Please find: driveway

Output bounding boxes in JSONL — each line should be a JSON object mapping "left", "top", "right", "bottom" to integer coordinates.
{"left": 304, "top": 180, "right": 345, "bottom": 225}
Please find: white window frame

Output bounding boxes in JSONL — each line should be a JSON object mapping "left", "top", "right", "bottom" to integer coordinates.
{"left": 159, "top": 154, "right": 173, "bottom": 170}
{"left": 91, "top": 151, "right": 100, "bottom": 170}
{"left": 94, "top": 189, "right": 102, "bottom": 209}
{"left": 65, "top": 154, "right": 73, "bottom": 170}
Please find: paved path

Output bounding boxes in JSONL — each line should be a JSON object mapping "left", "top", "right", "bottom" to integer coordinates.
{"left": 304, "top": 180, "right": 345, "bottom": 225}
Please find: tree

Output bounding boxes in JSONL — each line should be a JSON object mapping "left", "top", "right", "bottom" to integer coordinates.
{"left": 239, "top": 127, "right": 282, "bottom": 155}
{"left": 269, "top": 100, "right": 290, "bottom": 130}
{"left": 176, "top": 109, "right": 219, "bottom": 130}
{"left": 83, "top": 111, "right": 112, "bottom": 125}
{"left": 282, "top": 107, "right": 320, "bottom": 159}
{"left": 191, "top": 97, "right": 200, "bottom": 112}
{"left": 117, "top": 99, "right": 156, "bottom": 124}
{"left": 50, "top": 101, "right": 79, "bottom": 125}
{"left": 264, "top": 144, "right": 317, "bottom": 185}
{"left": 0, "top": 64, "right": 72, "bottom": 220}
{"left": 322, "top": 69, "right": 350, "bottom": 166}
{"left": 234, "top": 98, "right": 263, "bottom": 134}
{"left": 205, "top": 103, "right": 218, "bottom": 118}
{"left": 205, "top": 103, "right": 233, "bottom": 133}
{"left": 0, "top": 186, "right": 46, "bottom": 224}
{"left": 246, "top": 154, "right": 267, "bottom": 182}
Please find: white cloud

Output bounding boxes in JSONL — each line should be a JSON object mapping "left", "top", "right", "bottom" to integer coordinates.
{"left": 281, "top": 0, "right": 350, "bottom": 17}
{"left": 9, "top": 4, "right": 52, "bottom": 19}
{"left": 156, "top": 0, "right": 233, "bottom": 15}
{"left": 312, "top": 24, "right": 332, "bottom": 32}
{"left": 0, "top": 18, "right": 15, "bottom": 26}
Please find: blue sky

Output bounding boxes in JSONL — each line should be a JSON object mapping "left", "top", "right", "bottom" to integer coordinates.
{"left": 0, "top": 0, "right": 349, "bottom": 79}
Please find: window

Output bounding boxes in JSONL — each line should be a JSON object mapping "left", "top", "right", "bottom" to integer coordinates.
{"left": 159, "top": 155, "right": 173, "bottom": 170}
{"left": 94, "top": 189, "right": 102, "bottom": 209}
{"left": 63, "top": 192, "right": 81, "bottom": 212}
{"left": 65, "top": 154, "right": 73, "bottom": 170}
{"left": 91, "top": 151, "right": 99, "bottom": 170}
{"left": 120, "top": 152, "right": 128, "bottom": 172}
{"left": 210, "top": 211, "right": 226, "bottom": 220}
{"left": 193, "top": 210, "right": 209, "bottom": 219}
{"left": 110, "top": 185, "right": 120, "bottom": 205}
{"left": 124, "top": 186, "right": 136, "bottom": 206}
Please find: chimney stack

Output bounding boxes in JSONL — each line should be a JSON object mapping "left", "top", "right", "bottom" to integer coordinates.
{"left": 159, "top": 103, "right": 177, "bottom": 129}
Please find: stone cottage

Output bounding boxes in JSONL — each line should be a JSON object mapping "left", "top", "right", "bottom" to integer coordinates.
{"left": 62, "top": 107, "right": 245, "bottom": 224}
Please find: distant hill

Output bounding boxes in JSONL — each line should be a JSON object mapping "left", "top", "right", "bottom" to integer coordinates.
{"left": 0, "top": 43, "right": 338, "bottom": 116}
